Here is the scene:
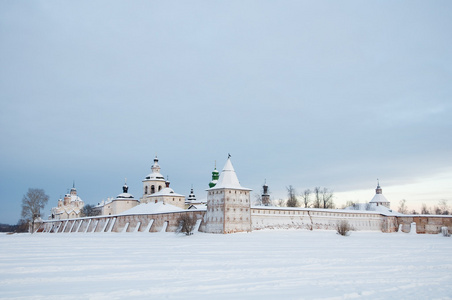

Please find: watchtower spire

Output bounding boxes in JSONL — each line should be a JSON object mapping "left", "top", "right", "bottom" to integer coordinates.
{"left": 376, "top": 179, "right": 382, "bottom": 194}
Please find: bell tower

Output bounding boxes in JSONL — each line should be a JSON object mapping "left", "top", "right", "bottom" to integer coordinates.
{"left": 141, "top": 155, "right": 166, "bottom": 203}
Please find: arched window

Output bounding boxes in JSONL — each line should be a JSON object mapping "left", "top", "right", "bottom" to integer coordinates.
{"left": 151, "top": 185, "right": 155, "bottom": 194}
{"left": 158, "top": 185, "right": 162, "bottom": 191}
{"left": 145, "top": 186, "right": 148, "bottom": 194}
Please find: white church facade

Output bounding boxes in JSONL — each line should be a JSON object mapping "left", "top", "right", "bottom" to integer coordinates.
{"left": 50, "top": 185, "right": 84, "bottom": 220}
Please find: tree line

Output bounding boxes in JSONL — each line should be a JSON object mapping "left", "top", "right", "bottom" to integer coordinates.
{"left": 256, "top": 185, "right": 334, "bottom": 208}
{"left": 398, "top": 199, "right": 451, "bottom": 215}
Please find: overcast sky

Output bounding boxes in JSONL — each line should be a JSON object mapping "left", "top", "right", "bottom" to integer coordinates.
{"left": 1, "top": 1, "right": 451, "bottom": 224}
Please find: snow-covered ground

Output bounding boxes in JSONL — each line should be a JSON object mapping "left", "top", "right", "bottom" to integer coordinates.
{"left": 0, "top": 230, "right": 451, "bottom": 299}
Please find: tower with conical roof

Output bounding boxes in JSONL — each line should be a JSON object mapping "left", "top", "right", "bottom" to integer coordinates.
{"left": 205, "top": 155, "right": 252, "bottom": 234}
{"left": 369, "top": 180, "right": 390, "bottom": 208}
{"left": 209, "top": 162, "right": 219, "bottom": 188}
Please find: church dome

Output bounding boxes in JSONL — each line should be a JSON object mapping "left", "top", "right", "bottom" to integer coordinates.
{"left": 152, "top": 187, "right": 184, "bottom": 197}
{"left": 116, "top": 182, "right": 135, "bottom": 199}
{"left": 209, "top": 162, "right": 220, "bottom": 188}
{"left": 145, "top": 172, "right": 165, "bottom": 180}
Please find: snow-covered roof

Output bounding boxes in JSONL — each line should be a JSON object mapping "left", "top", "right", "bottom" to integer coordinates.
{"left": 144, "top": 172, "right": 165, "bottom": 181}
{"left": 64, "top": 208, "right": 80, "bottom": 214}
{"left": 208, "top": 158, "right": 251, "bottom": 191}
{"left": 70, "top": 195, "right": 83, "bottom": 202}
{"left": 148, "top": 187, "right": 185, "bottom": 197}
{"left": 369, "top": 194, "right": 390, "bottom": 203}
{"left": 116, "top": 192, "right": 135, "bottom": 199}
{"left": 344, "top": 203, "right": 401, "bottom": 216}
{"left": 119, "top": 202, "right": 183, "bottom": 215}
{"left": 188, "top": 204, "right": 207, "bottom": 210}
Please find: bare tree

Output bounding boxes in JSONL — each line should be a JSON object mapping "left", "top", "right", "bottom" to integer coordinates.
{"left": 80, "top": 204, "right": 100, "bottom": 217}
{"left": 253, "top": 193, "right": 263, "bottom": 206}
{"left": 276, "top": 199, "right": 286, "bottom": 207}
{"left": 301, "top": 189, "right": 311, "bottom": 208}
{"left": 21, "top": 188, "right": 49, "bottom": 233}
{"left": 313, "top": 187, "right": 321, "bottom": 208}
{"left": 421, "top": 203, "right": 430, "bottom": 214}
{"left": 176, "top": 214, "right": 197, "bottom": 235}
{"left": 434, "top": 206, "right": 442, "bottom": 215}
{"left": 321, "top": 187, "right": 334, "bottom": 209}
{"left": 16, "top": 219, "right": 29, "bottom": 233}
{"left": 286, "top": 185, "right": 299, "bottom": 207}
{"left": 438, "top": 199, "right": 450, "bottom": 215}
{"left": 336, "top": 220, "right": 351, "bottom": 236}
{"left": 398, "top": 199, "right": 408, "bottom": 214}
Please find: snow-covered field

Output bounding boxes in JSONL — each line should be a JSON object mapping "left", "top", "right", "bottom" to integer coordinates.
{"left": 0, "top": 230, "right": 451, "bottom": 299}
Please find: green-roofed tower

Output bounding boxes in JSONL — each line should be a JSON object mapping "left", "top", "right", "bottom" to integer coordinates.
{"left": 209, "top": 161, "right": 220, "bottom": 188}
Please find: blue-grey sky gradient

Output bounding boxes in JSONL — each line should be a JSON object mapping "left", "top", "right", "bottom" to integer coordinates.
{"left": 1, "top": 1, "right": 451, "bottom": 224}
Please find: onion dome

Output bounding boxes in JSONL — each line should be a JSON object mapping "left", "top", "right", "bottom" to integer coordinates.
{"left": 209, "top": 161, "right": 220, "bottom": 188}
{"left": 117, "top": 179, "right": 134, "bottom": 199}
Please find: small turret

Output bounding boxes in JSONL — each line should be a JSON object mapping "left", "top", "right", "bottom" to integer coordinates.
{"left": 262, "top": 181, "right": 270, "bottom": 206}
{"left": 63, "top": 193, "right": 70, "bottom": 206}
{"left": 376, "top": 179, "right": 382, "bottom": 194}
{"left": 187, "top": 186, "right": 196, "bottom": 202}
{"left": 151, "top": 156, "right": 161, "bottom": 174}
{"left": 70, "top": 181, "right": 77, "bottom": 196}
{"left": 123, "top": 179, "right": 128, "bottom": 193}
{"left": 209, "top": 161, "right": 220, "bottom": 188}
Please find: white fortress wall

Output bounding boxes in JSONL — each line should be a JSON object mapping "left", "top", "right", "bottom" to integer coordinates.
{"left": 251, "top": 207, "right": 391, "bottom": 232}
{"left": 37, "top": 210, "right": 207, "bottom": 234}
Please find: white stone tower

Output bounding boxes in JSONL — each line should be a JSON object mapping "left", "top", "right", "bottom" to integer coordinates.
{"left": 205, "top": 156, "right": 252, "bottom": 234}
